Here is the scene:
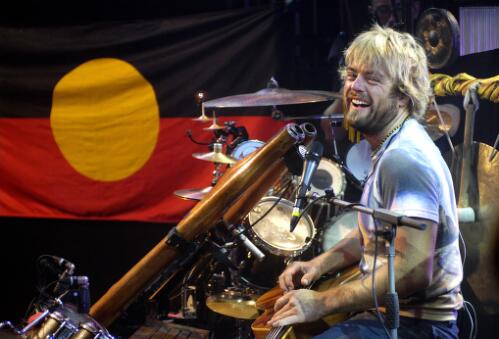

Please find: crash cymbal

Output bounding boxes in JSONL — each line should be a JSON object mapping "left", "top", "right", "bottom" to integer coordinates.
{"left": 174, "top": 186, "right": 212, "bottom": 201}
{"left": 283, "top": 113, "right": 344, "bottom": 121}
{"left": 192, "top": 143, "right": 237, "bottom": 164}
{"left": 424, "top": 103, "right": 460, "bottom": 140}
{"left": 206, "top": 289, "right": 259, "bottom": 320}
{"left": 203, "top": 88, "right": 340, "bottom": 108}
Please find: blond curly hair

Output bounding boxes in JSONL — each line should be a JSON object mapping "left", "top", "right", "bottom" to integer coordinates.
{"left": 340, "top": 25, "right": 431, "bottom": 120}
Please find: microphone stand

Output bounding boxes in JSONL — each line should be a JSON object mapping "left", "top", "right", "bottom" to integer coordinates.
{"left": 326, "top": 195, "right": 426, "bottom": 339}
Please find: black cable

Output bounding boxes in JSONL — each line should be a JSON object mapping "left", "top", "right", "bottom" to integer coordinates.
{"left": 186, "top": 130, "right": 211, "bottom": 145}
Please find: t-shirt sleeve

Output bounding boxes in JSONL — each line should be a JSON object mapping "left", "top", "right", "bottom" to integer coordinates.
{"left": 377, "top": 148, "right": 440, "bottom": 223}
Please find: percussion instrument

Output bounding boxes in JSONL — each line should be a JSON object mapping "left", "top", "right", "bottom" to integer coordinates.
{"left": 230, "top": 140, "right": 265, "bottom": 161}
{"left": 234, "top": 197, "right": 316, "bottom": 289}
{"left": 192, "top": 143, "right": 237, "bottom": 165}
{"left": 205, "top": 288, "right": 259, "bottom": 320}
{"left": 203, "top": 88, "right": 340, "bottom": 108}
{"left": 310, "top": 158, "right": 347, "bottom": 199}
{"left": 174, "top": 186, "right": 212, "bottom": 201}
{"left": 345, "top": 139, "right": 372, "bottom": 184}
{"left": 29, "top": 305, "right": 112, "bottom": 339}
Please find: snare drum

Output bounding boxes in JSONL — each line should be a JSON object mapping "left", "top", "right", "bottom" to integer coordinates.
{"left": 235, "top": 197, "right": 316, "bottom": 289}
{"left": 230, "top": 140, "right": 265, "bottom": 161}
{"left": 310, "top": 158, "right": 346, "bottom": 199}
{"left": 321, "top": 211, "right": 358, "bottom": 252}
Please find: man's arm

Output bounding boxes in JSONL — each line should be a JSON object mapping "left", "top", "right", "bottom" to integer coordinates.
{"left": 322, "top": 218, "right": 437, "bottom": 314}
{"left": 270, "top": 218, "right": 437, "bottom": 326}
{"left": 279, "top": 227, "right": 362, "bottom": 290}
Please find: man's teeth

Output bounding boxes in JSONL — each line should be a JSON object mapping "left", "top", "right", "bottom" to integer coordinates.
{"left": 352, "top": 99, "right": 369, "bottom": 106}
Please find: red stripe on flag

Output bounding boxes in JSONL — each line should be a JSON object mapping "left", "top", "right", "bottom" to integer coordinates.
{"left": 0, "top": 116, "right": 286, "bottom": 222}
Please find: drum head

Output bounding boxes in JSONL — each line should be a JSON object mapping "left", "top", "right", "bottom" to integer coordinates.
{"left": 310, "top": 158, "right": 346, "bottom": 198}
{"left": 231, "top": 140, "right": 265, "bottom": 161}
{"left": 322, "top": 211, "right": 358, "bottom": 252}
{"left": 248, "top": 197, "right": 315, "bottom": 257}
{"left": 345, "top": 139, "right": 371, "bottom": 183}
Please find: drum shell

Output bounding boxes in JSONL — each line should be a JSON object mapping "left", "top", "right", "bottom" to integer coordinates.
{"left": 235, "top": 197, "right": 316, "bottom": 289}
{"left": 345, "top": 139, "right": 371, "bottom": 184}
{"left": 246, "top": 197, "right": 315, "bottom": 258}
{"left": 230, "top": 140, "right": 265, "bottom": 161}
{"left": 310, "top": 158, "right": 346, "bottom": 199}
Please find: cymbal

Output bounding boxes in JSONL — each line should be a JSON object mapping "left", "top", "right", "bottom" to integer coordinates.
{"left": 203, "top": 122, "right": 224, "bottom": 130}
{"left": 203, "top": 88, "right": 341, "bottom": 108}
{"left": 424, "top": 103, "right": 460, "bottom": 140}
{"left": 192, "top": 151, "right": 237, "bottom": 164}
{"left": 174, "top": 186, "right": 212, "bottom": 201}
{"left": 206, "top": 289, "right": 259, "bottom": 320}
{"left": 192, "top": 143, "right": 237, "bottom": 164}
{"left": 283, "top": 113, "right": 344, "bottom": 121}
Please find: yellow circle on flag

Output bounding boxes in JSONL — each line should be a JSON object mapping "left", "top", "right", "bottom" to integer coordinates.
{"left": 50, "top": 58, "right": 159, "bottom": 182}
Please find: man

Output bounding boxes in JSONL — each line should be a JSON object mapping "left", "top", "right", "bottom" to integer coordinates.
{"left": 268, "top": 25, "right": 463, "bottom": 338}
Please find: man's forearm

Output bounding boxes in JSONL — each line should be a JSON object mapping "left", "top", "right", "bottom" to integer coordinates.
{"left": 320, "top": 252, "right": 432, "bottom": 315}
{"left": 311, "top": 232, "right": 361, "bottom": 276}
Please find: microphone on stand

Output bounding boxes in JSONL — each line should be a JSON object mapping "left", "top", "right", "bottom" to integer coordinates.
{"left": 290, "top": 141, "right": 324, "bottom": 232}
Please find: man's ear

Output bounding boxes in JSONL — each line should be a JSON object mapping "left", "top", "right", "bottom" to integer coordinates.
{"left": 398, "top": 96, "right": 410, "bottom": 109}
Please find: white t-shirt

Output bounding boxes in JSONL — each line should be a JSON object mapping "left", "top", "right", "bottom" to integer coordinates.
{"left": 359, "top": 118, "right": 463, "bottom": 321}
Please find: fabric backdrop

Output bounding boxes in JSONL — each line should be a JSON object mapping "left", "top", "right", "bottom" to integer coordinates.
{"left": 0, "top": 7, "right": 288, "bottom": 222}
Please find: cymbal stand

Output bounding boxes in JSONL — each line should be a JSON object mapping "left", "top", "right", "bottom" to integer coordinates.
{"left": 192, "top": 92, "right": 211, "bottom": 122}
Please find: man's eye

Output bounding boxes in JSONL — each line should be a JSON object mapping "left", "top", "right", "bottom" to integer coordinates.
{"left": 347, "top": 73, "right": 356, "bottom": 81}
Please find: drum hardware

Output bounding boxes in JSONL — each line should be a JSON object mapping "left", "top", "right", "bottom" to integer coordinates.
{"left": 282, "top": 113, "right": 344, "bottom": 121}
{"left": 192, "top": 91, "right": 211, "bottom": 122}
{"left": 203, "top": 111, "right": 224, "bottom": 131}
{"left": 180, "top": 286, "right": 198, "bottom": 319}
{"left": 1, "top": 256, "right": 112, "bottom": 339}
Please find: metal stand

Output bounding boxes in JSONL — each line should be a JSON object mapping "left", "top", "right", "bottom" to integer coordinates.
{"left": 326, "top": 195, "right": 426, "bottom": 339}
{"left": 375, "top": 224, "right": 399, "bottom": 339}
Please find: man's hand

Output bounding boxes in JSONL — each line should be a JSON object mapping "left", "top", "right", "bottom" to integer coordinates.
{"left": 267, "top": 289, "right": 326, "bottom": 327}
{"left": 278, "top": 261, "right": 321, "bottom": 291}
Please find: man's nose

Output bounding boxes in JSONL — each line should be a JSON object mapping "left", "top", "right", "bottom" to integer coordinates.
{"left": 351, "top": 74, "right": 366, "bottom": 92}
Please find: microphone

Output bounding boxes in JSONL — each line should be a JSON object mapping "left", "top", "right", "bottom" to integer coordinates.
{"left": 290, "top": 141, "right": 323, "bottom": 232}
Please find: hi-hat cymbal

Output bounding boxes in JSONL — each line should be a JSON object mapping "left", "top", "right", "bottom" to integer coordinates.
{"left": 203, "top": 88, "right": 340, "bottom": 108}
{"left": 206, "top": 289, "right": 259, "bottom": 320}
{"left": 174, "top": 186, "right": 212, "bottom": 201}
{"left": 203, "top": 122, "right": 224, "bottom": 130}
{"left": 192, "top": 151, "right": 237, "bottom": 164}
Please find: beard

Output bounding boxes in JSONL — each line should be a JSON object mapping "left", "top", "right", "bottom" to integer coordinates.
{"left": 345, "top": 92, "right": 400, "bottom": 135}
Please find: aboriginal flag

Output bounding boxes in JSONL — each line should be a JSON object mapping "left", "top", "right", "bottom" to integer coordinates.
{"left": 0, "top": 7, "right": 287, "bottom": 222}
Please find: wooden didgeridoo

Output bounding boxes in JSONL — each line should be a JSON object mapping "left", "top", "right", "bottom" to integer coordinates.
{"left": 90, "top": 123, "right": 307, "bottom": 327}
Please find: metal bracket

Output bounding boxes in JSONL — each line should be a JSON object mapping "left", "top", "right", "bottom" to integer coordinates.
{"left": 165, "top": 227, "right": 194, "bottom": 253}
